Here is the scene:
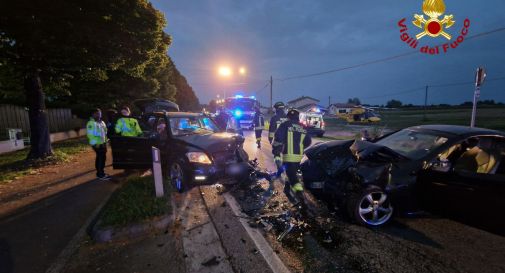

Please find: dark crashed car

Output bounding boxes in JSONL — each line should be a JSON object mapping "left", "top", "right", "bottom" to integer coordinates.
{"left": 111, "top": 111, "right": 247, "bottom": 192}
{"left": 301, "top": 125, "right": 505, "bottom": 232}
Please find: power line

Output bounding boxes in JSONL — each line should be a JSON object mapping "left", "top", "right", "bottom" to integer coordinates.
{"left": 355, "top": 76, "right": 505, "bottom": 102}
{"left": 276, "top": 26, "right": 505, "bottom": 82}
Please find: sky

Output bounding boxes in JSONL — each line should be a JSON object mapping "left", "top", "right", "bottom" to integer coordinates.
{"left": 151, "top": 0, "right": 505, "bottom": 107}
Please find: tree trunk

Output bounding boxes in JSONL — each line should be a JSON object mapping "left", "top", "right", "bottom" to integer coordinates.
{"left": 25, "top": 70, "right": 52, "bottom": 159}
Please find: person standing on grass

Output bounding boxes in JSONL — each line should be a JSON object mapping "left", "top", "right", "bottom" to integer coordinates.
{"left": 87, "top": 108, "right": 110, "bottom": 180}
{"left": 115, "top": 106, "right": 143, "bottom": 137}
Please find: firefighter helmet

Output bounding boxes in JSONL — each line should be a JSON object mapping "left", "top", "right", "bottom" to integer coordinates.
{"left": 273, "top": 102, "right": 285, "bottom": 109}
{"left": 286, "top": 108, "right": 300, "bottom": 121}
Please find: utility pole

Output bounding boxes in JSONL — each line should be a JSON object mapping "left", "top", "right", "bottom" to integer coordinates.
{"left": 328, "top": 96, "right": 331, "bottom": 107}
{"left": 269, "top": 75, "right": 273, "bottom": 111}
{"left": 423, "top": 85, "right": 428, "bottom": 121}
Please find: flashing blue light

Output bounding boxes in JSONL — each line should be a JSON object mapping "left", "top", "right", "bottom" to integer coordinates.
{"left": 234, "top": 109, "right": 243, "bottom": 117}
{"left": 235, "top": 95, "right": 243, "bottom": 98}
{"left": 250, "top": 96, "right": 255, "bottom": 99}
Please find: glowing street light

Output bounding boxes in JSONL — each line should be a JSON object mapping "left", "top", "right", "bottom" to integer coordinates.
{"left": 218, "top": 66, "right": 232, "bottom": 77}
{"left": 239, "top": 67, "right": 246, "bottom": 75}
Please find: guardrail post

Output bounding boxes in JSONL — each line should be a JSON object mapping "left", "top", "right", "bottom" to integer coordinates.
{"left": 152, "top": 146, "right": 164, "bottom": 197}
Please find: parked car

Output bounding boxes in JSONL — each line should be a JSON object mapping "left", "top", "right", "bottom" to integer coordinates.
{"left": 110, "top": 111, "right": 248, "bottom": 192}
{"left": 300, "top": 125, "right": 505, "bottom": 232}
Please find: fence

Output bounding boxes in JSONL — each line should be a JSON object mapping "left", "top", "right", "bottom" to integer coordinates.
{"left": 0, "top": 104, "right": 83, "bottom": 140}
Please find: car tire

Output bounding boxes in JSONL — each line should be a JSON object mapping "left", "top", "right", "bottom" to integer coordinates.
{"left": 346, "top": 187, "right": 394, "bottom": 227}
{"left": 169, "top": 161, "right": 188, "bottom": 193}
{"left": 317, "top": 132, "right": 324, "bottom": 137}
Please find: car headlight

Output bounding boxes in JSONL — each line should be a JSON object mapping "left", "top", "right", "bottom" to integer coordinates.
{"left": 300, "top": 154, "right": 309, "bottom": 164}
{"left": 186, "top": 152, "right": 212, "bottom": 164}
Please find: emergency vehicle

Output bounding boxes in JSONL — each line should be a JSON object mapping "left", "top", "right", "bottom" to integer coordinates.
{"left": 217, "top": 95, "right": 259, "bottom": 130}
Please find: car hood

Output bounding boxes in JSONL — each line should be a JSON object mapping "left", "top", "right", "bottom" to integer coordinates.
{"left": 175, "top": 132, "right": 244, "bottom": 153}
{"left": 306, "top": 140, "right": 407, "bottom": 185}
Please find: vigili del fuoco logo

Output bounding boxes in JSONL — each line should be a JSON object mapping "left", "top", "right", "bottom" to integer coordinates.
{"left": 398, "top": 0, "right": 470, "bottom": 55}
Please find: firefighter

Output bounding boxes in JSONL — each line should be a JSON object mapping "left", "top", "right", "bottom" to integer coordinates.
{"left": 268, "top": 102, "right": 287, "bottom": 143}
{"left": 87, "top": 108, "right": 110, "bottom": 180}
{"left": 253, "top": 106, "right": 265, "bottom": 148}
{"left": 272, "top": 108, "right": 312, "bottom": 205}
{"left": 115, "top": 106, "right": 143, "bottom": 137}
{"left": 214, "top": 106, "right": 229, "bottom": 131}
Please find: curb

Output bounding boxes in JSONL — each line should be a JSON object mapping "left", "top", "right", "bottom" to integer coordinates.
{"left": 45, "top": 181, "right": 120, "bottom": 273}
{"left": 91, "top": 213, "right": 172, "bottom": 243}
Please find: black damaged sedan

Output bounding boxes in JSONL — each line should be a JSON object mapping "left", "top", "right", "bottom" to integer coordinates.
{"left": 301, "top": 125, "right": 505, "bottom": 232}
{"left": 111, "top": 111, "right": 246, "bottom": 192}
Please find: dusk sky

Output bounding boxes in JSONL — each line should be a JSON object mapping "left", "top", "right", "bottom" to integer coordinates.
{"left": 151, "top": 0, "right": 505, "bottom": 106}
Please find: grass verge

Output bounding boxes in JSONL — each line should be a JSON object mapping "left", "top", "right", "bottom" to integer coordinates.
{"left": 0, "top": 138, "right": 89, "bottom": 183}
{"left": 98, "top": 175, "right": 171, "bottom": 228}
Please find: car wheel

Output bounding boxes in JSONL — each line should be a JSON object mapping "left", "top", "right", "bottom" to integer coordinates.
{"left": 347, "top": 188, "right": 394, "bottom": 227}
{"left": 317, "top": 132, "right": 324, "bottom": 137}
{"left": 170, "top": 161, "right": 186, "bottom": 193}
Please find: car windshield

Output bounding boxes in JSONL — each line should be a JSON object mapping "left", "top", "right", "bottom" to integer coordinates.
{"left": 170, "top": 116, "right": 219, "bottom": 136}
{"left": 375, "top": 129, "right": 448, "bottom": 160}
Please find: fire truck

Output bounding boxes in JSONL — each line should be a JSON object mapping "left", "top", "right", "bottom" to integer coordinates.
{"left": 217, "top": 95, "right": 259, "bottom": 130}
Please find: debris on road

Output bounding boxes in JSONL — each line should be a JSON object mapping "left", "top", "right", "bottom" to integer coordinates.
{"left": 201, "top": 256, "right": 220, "bottom": 267}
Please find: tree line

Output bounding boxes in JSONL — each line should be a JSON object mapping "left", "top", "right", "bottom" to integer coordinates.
{"left": 0, "top": 0, "right": 200, "bottom": 159}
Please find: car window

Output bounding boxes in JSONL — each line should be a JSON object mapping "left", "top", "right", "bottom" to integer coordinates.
{"left": 140, "top": 114, "right": 157, "bottom": 132}
{"left": 156, "top": 118, "right": 168, "bottom": 140}
{"left": 453, "top": 137, "right": 504, "bottom": 174}
{"left": 376, "top": 129, "right": 448, "bottom": 160}
{"left": 170, "top": 116, "right": 218, "bottom": 136}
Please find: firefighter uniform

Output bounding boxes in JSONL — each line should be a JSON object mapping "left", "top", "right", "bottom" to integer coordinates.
{"left": 272, "top": 109, "right": 312, "bottom": 202}
{"left": 115, "top": 117, "right": 142, "bottom": 137}
{"left": 268, "top": 103, "right": 288, "bottom": 143}
{"left": 253, "top": 109, "right": 265, "bottom": 148}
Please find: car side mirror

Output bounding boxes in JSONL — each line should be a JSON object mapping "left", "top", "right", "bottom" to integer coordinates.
{"left": 429, "top": 158, "right": 452, "bottom": 172}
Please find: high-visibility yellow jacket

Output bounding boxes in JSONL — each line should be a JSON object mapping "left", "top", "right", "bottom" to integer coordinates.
{"left": 272, "top": 120, "right": 312, "bottom": 163}
{"left": 254, "top": 112, "right": 265, "bottom": 130}
{"left": 86, "top": 118, "right": 107, "bottom": 145}
{"left": 115, "top": 117, "right": 142, "bottom": 137}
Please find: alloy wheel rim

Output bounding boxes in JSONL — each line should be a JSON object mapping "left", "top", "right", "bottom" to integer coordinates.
{"left": 358, "top": 191, "right": 393, "bottom": 226}
{"left": 170, "top": 163, "right": 183, "bottom": 191}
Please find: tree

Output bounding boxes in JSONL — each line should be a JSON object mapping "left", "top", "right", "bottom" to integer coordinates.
{"left": 386, "top": 99, "right": 403, "bottom": 108}
{"left": 347, "top": 97, "right": 361, "bottom": 105}
{"left": 171, "top": 63, "right": 200, "bottom": 111}
{"left": 0, "top": 0, "right": 171, "bottom": 159}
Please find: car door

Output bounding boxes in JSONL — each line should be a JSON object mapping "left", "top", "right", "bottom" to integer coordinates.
{"left": 418, "top": 136, "right": 505, "bottom": 230}
{"left": 110, "top": 114, "right": 159, "bottom": 169}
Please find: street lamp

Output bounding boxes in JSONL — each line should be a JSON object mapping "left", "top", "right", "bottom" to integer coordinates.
{"left": 218, "top": 66, "right": 232, "bottom": 77}
{"left": 239, "top": 67, "right": 246, "bottom": 76}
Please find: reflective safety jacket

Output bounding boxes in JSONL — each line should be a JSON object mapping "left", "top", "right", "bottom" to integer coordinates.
{"left": 115, "top": 117, "right": 143, "bottom": 137}
{"left": 86, "top": 118, "right": 107, "bottom": 145}
{"left": 272, "top": 120, "right": 312, "bottom": 162}
{"left": 268, "top": 111, "right": 287, "bottom": 142}
{"left": 253, "top": 112, "right": 265, "bottom": 130}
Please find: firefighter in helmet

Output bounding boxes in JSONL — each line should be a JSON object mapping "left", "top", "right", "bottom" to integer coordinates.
{"left": 272, "top": 108, "right": 311, "bottom": 205}
{"left": 253, "top": 106, "right": 265, "bottom": 148}
{"left": 268, "top": 102, "right": 287, "bottom": 143}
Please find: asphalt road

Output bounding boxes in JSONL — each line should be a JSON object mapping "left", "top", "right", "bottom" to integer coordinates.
{"left": 0, "top": 169, "right": 118, "bottom": 273}
{"left": 235, "top": 130, "right": 505, "bottom": 273}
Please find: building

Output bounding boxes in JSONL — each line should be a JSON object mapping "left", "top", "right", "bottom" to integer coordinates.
{"left": 287, "top": 96, "right": 320, "bottom": 109}
{"left": 327, "top": 103, "right": 356, "bottom": 116}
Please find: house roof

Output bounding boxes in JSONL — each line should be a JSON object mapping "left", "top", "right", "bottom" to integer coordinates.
{"left": 329, "top": 103, "right": 356, "bottom": 108}
{"left": 287, "top": 96, "right": 320, "bottom": 104}
{"left": 297, "top": 103, "right": 327, "bottom": 112}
